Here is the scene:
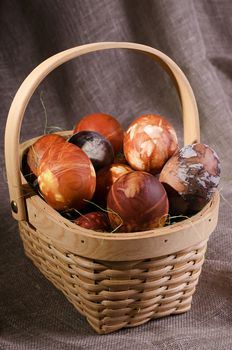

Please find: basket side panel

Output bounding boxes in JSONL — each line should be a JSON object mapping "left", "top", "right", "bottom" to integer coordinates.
{"left": 19, "top": 221, "right": 207, "bottom": 334}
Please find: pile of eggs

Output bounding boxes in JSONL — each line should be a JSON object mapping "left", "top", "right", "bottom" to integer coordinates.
{"left": 25, "top": 112, "right": 221, "bottom": 233}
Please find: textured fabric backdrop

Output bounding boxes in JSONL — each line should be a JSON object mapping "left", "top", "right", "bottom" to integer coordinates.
{"left": 1, "top": 1, "right": 232, "bottom": 349}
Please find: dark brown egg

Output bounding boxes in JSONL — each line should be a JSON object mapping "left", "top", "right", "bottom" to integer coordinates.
{"left": 27, "top": 134, "right": 66, "bottom": 177}
{"left": 68, "top": 131, "right": 114, "bottom": 171}
{"left": 94, "top": 163, "right": 133, "bottom": 207}
{"left": 73, "top": 113, "right": 124, "bottom": 154}
{"left": 123, "top": 114, "right": 178, "bottom": 174}
{"left": 74, "top": 211, "right": 111, "bottom": 232}
{"left": 107, "top": 171, "right": 169, "bottom": 232}
{"left": 38, "top": 142, "right": 96, "bottom": 211}
{"left": 159, "top": 143, "right": 221, "bottom": 214}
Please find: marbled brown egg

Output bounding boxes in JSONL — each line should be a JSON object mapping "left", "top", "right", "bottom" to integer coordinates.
{"left": 94, "top": 163, "right": 133, "bottom": 207}
{"left": 159, "top": 143, "right": 221, "bottom": 214}
{"left": 27, "top": 134, "right": 66, "bottom": 177}
{"left": 38, "top": 142, "right": 96, "bottom": 211}
{"left": 74, "top": 211, "right": 111, "bottom": 232}
{"left": 107, "top": 171, "right": 169, "bottom": 232}
{"left": 123, "top": 114, "right": 178, "bottom": 174}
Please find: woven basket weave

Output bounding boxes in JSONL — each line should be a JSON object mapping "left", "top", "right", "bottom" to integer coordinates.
{"left": 4, "top": 42, "right": 220, "bottom": 334}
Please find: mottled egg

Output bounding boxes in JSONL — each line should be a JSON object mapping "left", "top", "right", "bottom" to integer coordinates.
{"left": 159, "top": 143, "right": 221, "bottom": 214}
{"left": 38, "top": 142, "right": 96, "bottom": 211}
{"left": 74, "top": 211, "right": 111, "bottom": 232}
{"left": 123, "top": 114, "right": 178, "bottom": 174}
{"left": 107, "top": 171, "right": 169, "bottom": 232}
{"left": 94, "top": 163, "right": 133, "bottom": 207}
{"left": 27, "top": 134, "right": 66, "bottom": 177}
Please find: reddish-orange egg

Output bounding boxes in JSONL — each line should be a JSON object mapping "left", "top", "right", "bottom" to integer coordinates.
{"left": 94, "top": 163, "right": 133, "bottom": 207}
{"left": 159, "top": 143, "right": 221, "bottom": 214}
{"left": 27, "top": 134, "right": 66, "bottom": 177}
{"left": 73, "top": 113, "right": 124, "bottom": 154}
{"left": 74, "top": 211, "right": 111, "bottom": 232}
{"left": 107, "top": 171, "right": 169, "bottom": 232}
{"left": 38, "top": 142, "right": 96, "bottom": 211}
{"left": 124, "top": 114, "right": 178, "bottom": 174}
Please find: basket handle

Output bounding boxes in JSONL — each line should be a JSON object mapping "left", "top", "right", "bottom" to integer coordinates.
{"left": 4, "top": 42, "right": 200, "bottom": 221}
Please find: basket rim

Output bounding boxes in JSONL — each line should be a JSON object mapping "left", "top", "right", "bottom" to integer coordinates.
{"left": 22, "top": 190, "right": 219, "bottom": 261}
{"left": 23, "top": 178, "right": 219, "bottom": 261}
{"left": 27, "top": 186, "right": 220, "bottom": 240}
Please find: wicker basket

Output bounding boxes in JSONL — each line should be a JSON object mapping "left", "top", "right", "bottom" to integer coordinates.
{"left": 5, "top": 42, "right": 220, "bottom": 334}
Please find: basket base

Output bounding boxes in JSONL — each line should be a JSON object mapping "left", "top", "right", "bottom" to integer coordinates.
{"left": 19, "top": 221, "right": 206, "bottom": 334}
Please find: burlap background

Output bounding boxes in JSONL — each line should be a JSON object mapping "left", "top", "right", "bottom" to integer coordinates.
{"left": 1, "top": 1, "right": 232, "bottom": 349}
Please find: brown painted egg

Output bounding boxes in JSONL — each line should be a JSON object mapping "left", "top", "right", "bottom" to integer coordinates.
{"left": 68, "top": 131, "right": 114, "bottom": 171}
{"left": 74, "top": 211, "right": 111, "bottom": 232}
{"left": 124, "top": 114, "right": 178, "bottom": 174}
{"left": 107, "top": 171, "right": 169, "bottom": 232}
{"left": 73, "top": 113, "right": 124, "bottom": 154}
{"left": 38, "top": 142, "right": 96, "bottom": 211}
{"left": 94, "top": 163, "right": 133, "bottom": 207}
{"left": 27, "top": 134, "right": 66, "bottom": 177}
{"left": 159, "top": 143, "right": 221, "bottom": 214}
